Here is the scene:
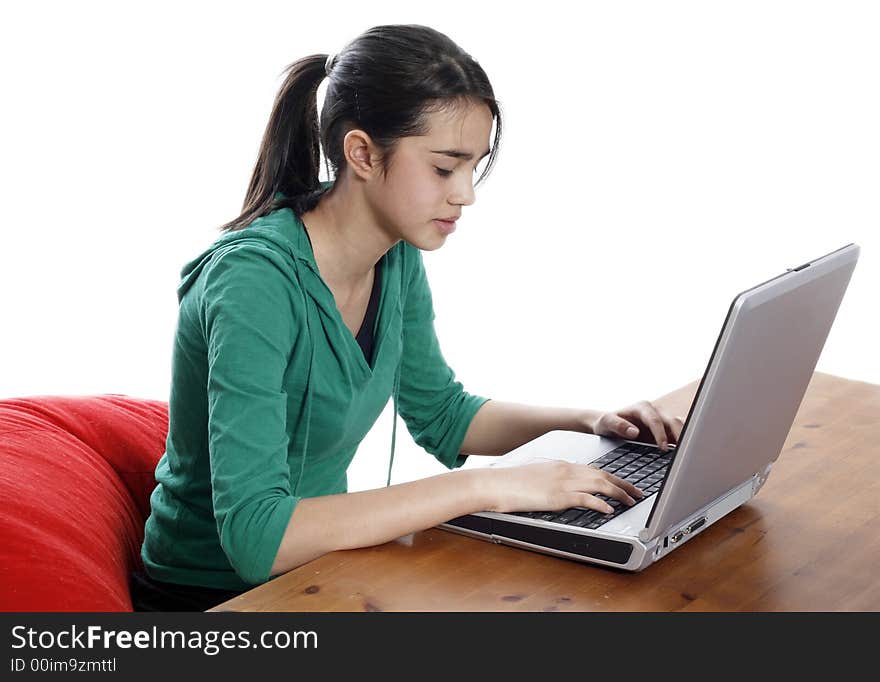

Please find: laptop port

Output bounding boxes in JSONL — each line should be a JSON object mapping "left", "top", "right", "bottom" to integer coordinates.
{"left": 671, "top": 531, "right": 685, "bottom": 543}
{"left": 685, "top": 516, "right": 707, "bottom": 534}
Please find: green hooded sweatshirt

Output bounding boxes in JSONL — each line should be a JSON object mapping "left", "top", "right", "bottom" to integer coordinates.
{"left": 141, "top": 190, "right": 490, "bottom": 590}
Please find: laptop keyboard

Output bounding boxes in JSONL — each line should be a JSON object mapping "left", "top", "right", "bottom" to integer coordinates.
{"left": 508, "top": 442, "right": 676, "bottom": 530}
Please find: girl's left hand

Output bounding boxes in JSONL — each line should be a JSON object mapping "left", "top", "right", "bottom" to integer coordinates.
{"left": 588, "top": 401, "right": 685, "bottom": 452}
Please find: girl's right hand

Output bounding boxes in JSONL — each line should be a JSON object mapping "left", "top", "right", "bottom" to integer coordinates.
{"left": 482, "top": 460, "right": 644, "bottom": 515}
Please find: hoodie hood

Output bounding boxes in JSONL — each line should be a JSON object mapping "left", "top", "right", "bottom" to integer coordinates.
{"left": 177, "top": 192, "right": 321, "bottom": 304}
{"left": 179, "top": 185, "right": 403, "bottom": 493}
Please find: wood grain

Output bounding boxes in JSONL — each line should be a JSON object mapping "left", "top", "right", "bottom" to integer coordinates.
{"left": 210, "top": 372, "right": 880, "bottom": 612}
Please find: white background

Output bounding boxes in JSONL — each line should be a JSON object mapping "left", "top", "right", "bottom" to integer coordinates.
{"left": 2, "top": 1, "right": 877, "bottom": 492}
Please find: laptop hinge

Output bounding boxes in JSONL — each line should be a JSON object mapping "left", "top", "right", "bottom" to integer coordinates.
{"left": 638, "top": 477, "right": 756, "bottom": 543}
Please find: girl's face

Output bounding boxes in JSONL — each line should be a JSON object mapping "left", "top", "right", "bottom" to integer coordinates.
{"left": 364, "top": 100, "right": 494, "bottom": 251}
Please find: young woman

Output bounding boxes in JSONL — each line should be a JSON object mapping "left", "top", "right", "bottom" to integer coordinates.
{"left": 132, "top": 24, "right": 683, "bottom": 611}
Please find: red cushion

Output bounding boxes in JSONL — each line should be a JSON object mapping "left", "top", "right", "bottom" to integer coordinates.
{"left": 0, "top": 395, "right": 168, "bottom": 611}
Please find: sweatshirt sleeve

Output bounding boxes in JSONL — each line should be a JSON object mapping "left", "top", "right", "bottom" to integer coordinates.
{"left": 396, "top": 247, "right": 491, "bottom": 469}
{"left": 202, "top": 244, "right": 300, "bottom": 585}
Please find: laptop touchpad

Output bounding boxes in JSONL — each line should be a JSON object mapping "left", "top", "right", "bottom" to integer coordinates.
{"left": 486, "top": 431, "right": 622, "bottom": 468}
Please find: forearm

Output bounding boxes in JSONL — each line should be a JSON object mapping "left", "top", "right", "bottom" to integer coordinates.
{"left": 269, "top": 467, "right": 491, "bottom": 577}
{"left": 459, "top": 399, "right": 603, "bottom": 456}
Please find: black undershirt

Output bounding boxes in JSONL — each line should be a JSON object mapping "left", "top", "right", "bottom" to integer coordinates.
{"left": 355, "top": 261, "right": 382, "bottom": 368}
{"left": 303, "top": 226, "right": 382, "bottom": 368}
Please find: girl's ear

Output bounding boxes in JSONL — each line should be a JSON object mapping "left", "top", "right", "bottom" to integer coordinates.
{"left": 343, "top": 129, "right": 381, "bottom": 180}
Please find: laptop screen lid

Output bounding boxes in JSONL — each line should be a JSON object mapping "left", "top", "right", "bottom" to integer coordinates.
{"left": 639, "top": 243, "right": 860, "bottom": 543}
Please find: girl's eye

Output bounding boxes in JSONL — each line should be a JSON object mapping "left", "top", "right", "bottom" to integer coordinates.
{"left": 434, "top": 167, "right": 453, "bottom": 177}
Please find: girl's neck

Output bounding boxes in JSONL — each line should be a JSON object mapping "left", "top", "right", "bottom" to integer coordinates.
{"left": 299, "top": 177, "right": 397, "bottom": 294}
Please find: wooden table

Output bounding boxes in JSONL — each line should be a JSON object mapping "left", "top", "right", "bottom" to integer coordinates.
{"left": 210, "top": 372, "right": 880, "bottom": 612}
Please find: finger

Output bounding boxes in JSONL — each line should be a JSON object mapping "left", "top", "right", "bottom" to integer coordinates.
{"left": 673, "top": 416, "right": 686, "bottom": 441}
{"left": 604, "top": 472, "right": 645, "bottom": 501}
{"left": 671, "top": 415, "right": 685, "bottom": 442}
{"left": 596, "top": 477, "right": 639, "bottom": 506}
{"left": 574, "top": 494, "right": 615, "bottom": 514}
{"left": 612, "top": 415, "right": 641, "bottom": 440}
{"left": 659, "top": 411, "right": 683, "bottom": 444}
{"left": 638, "top": 402, "right": 669, "bottom": 450}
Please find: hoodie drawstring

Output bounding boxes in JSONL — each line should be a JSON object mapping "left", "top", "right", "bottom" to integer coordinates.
{"left": 290, "top": 243, "right": 403, "bottom": 496}
{"left": 291, "top": 256, "right": 314, "bottom": 498}
{"left": 385, "top": 254, "right": 405, "bottom": 487}
{"left": 386, "top": 359, "right": 400, "bottom": 487}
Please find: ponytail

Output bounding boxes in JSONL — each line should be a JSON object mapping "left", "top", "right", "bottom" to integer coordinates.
{"left": 218, "top": 54, "right": 330, "bottom": 232}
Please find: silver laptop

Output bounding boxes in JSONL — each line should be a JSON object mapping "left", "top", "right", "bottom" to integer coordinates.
{"left": 439, "top": 243, "right": 860, "bottom": 571}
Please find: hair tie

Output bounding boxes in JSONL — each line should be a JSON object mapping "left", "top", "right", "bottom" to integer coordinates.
{"left": 324, "top": 53, "right": 335, "bottom": 77}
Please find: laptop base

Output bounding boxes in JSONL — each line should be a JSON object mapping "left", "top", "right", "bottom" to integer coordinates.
{"left": 438, "top": 476, "right": 757, "bottom": 571}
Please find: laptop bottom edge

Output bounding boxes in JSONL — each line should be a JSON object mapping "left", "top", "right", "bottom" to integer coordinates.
{"left": 437, "top": 478, "right": 757, "bottom": 572}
